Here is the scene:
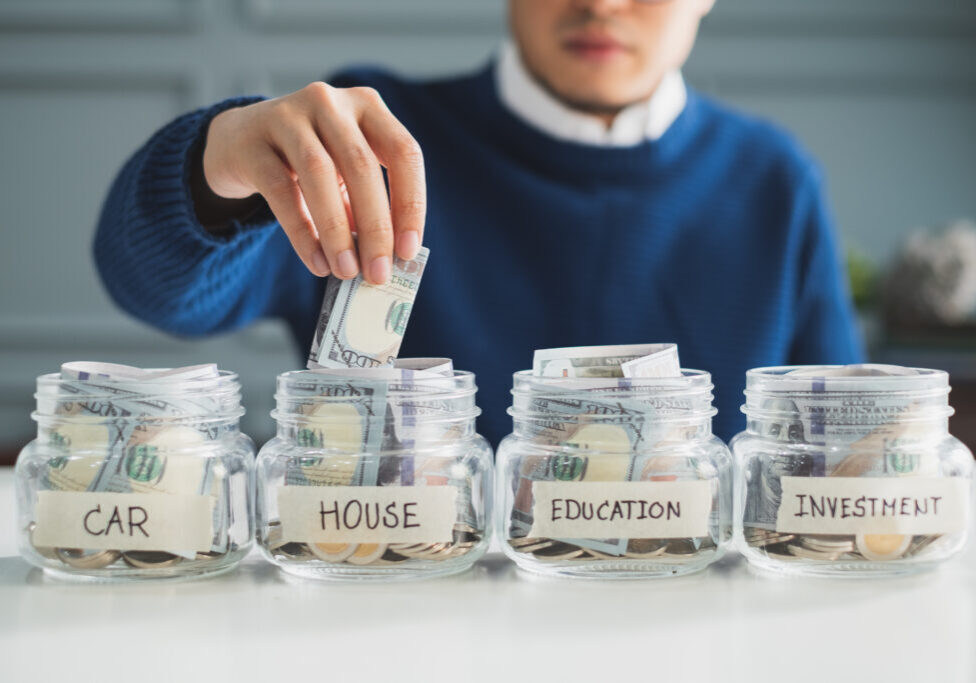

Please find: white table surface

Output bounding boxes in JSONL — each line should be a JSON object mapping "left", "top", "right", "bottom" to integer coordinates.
{"left": 1, "top": 466, "right": 973, "bottom": 683}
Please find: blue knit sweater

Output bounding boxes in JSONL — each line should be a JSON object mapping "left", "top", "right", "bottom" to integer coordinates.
{"left": 94, "top": 63, "right": 864, "bottom": 445}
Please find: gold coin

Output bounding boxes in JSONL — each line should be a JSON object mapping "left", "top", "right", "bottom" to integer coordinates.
{"left": 345, "top": 543, "right": 387, "bottom": 565}
{"left": 855, "top": 533, "right": 911, "bottom": 561}
{"left": 309, "top": 542, "right": 356, "bottom": 563}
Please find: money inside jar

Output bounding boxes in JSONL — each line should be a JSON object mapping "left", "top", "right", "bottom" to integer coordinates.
{"left": 737, "top": 364, "right": 973, "bottom": 573}
{"left": 501, "top": 344, "right": 732, "bottom": 576}
{"left": 258, "top": 247, "right": 492, "bottom": 578}
{"left": 21, "top": 362, "right": 251, "bottom": 577}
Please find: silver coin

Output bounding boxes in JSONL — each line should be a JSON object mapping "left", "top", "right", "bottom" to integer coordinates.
{"left": 122, "top": 551, "right": 183, "bottom": 569}
{"left": 56, "top": 548, "right": 122, "bottom": 569}
{"left": 788, "top": 544, "right": 842, "bottom": 561}
{"left": 800, "top": 535, "right": 856, "bottom": 553}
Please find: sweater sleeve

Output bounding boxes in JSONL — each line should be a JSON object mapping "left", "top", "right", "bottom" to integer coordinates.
{"left": 93, "top": 96, "right": 314, "bottom": 338}
{"left": 787, "top": 173, "right": 866, "bottom": 365}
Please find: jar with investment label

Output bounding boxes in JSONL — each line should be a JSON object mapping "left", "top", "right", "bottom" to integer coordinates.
{"left": 732, "top": 365, "right": 974, "bottom": 576}
{"left": 255, "top": 369, "right": 493, "bottom": 580}
{"left": 14, "top": 366, "right": 254, "bottom": 581}
{"left": 496, "top": 370, "right": 733, "bottom": 578}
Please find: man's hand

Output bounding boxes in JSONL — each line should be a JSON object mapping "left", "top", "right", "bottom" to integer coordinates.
{"left": 202, "top": 82, "right": 426, "bottom": 284}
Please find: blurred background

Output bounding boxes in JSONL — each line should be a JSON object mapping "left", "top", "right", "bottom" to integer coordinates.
{"left": 1, "top": 0, "right": 975, "bottom": 462}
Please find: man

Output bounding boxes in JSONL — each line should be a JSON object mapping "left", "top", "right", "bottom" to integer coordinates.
{"left": 94, "top": 0, "right": 863, "bottom": 445}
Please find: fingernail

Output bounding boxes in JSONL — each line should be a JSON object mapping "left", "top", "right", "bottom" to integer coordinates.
{"left": 398, "top": 231, "right": 420, "bottom": 260}
{"left": 336, "top": 249, "right": 359, "bottom": 279}
{"left": 311, "top": 250, "right": 330, "bottom": 277}
{"left": 369, "top": 255, "right": 391, "bottom": 285}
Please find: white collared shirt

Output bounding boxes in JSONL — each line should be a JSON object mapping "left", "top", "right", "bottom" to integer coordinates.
{"left": 495, "top": 40, "right": 687, "bottom": 147}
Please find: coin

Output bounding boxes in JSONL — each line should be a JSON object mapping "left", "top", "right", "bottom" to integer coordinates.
{"left": 511, "top": 539, "right": 554, "bottom": 554}
{"left": 56, "top": 548, "right": 122, "bottom": 569}
{"left": 744, "top": 527, "right": 796, "bottom": 547}
{"left": 345, "top": 543, "right": 387, "bottom": 565}
{"left": 309, "top": 542, "right": 357, "bottom": 563}
{"left": 855, "top": 533, "right": 911, "bottom": 561}
{"left": 122, "top": 551, "right": 182, "bottom": 569}
{"left": 661, "top": 538, "right": 700, "bottom": 556}
{"left": 624, "top": 538, "right": 668, "bottom": 558}
{"left": 801, "top": 535, "right": 856, "bottom": 553}
{"left": 532, "top": 543, "right": 585, "bottom": 561}
{"left": 787, "top": 544, "right": 842, "bottom": 561}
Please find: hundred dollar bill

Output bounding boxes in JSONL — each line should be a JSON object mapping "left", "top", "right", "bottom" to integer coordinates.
{"left": 743, "top": 365, "right": 937, "bottom": 531}
{"left": 533, "top": 343, "right": 678, "bottom": 378}
{"left": 393, "top": 357, "right": 454, "bottom": 376}
{"left": 43, "top": 362, "right": 227, "bottom": 557}
{"left": 512, "top": 344, "right": 690, "bottom": 555}
{"left": 284, "top": 371, "right": 391, "bottom": 488}
{"left": 307, "top": 247, "right": 429, "bottom": 369}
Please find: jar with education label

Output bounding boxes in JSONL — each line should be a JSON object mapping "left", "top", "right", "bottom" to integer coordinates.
{"left": 14, "top": 363, "right": 254, "bottom": 581}
{"left": 496, "top": 370, "right": 733, "bottom": 578}
{"left": 255, "top": 368, "right": 493, "bottom": 580}
{"left": 732, "top": 365, "right": 974, "bottom": 576}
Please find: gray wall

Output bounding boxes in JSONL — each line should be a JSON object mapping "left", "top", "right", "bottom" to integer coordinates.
{"left": 1, "top": 0, "right": 974, "bottom": 448}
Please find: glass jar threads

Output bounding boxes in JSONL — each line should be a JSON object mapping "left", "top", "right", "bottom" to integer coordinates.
{"left": 256, "top": 368, "right": 493, "bottom": 580}
{"left": 733, "top": 365, "right": 974, "bottom": 577}
{"left": 14, "top": 363, "right": 254, "bottom": 581}
{"left": 496, "top": 370, "right": 733, "bottom": 578}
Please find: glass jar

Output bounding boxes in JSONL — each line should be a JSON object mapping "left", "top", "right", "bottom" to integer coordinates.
{"left": 255, "top": 369, "right": 493, "bottom": 580}
{"left": 496, "top": 370, "right": 733, "bottom": 578}
{"left": 14, "top": 368, "right": 254, "bottom": 581}
{"left": 732, "top": 365, "right": 974, "bottom": 577}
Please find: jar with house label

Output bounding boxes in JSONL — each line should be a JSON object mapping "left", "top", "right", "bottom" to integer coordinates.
{"left": 732, "top": 365, "right": 974, "bottom": 576}
{"left": 255, "top": 367, "right": 492, "bottom": 580}
{"left": 496, "top": 370, "right": 733, "bottom": 578}
{"left": 14, "top": 363, "right": 254, "bottom": 581}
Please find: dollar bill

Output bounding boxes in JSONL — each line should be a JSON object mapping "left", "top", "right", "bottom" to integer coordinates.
{"left": 743, "top": 364, "right": 940, "bottom": 531}
{"left": 511, "top": 344, "right": 696, "bottom": 555}
{"left": 393, "top": 357, "right": 454, "bottom": 376}
{"left": 41, "top": 362, "right": 228, "bottom": 559}
{"left": 307, "top": 247, "right": 430, "bottom": 369}
{"left": 533, "top": 343, "right": 678, "bottom": 378}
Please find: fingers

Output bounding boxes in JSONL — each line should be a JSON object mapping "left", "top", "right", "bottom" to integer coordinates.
{"left": 253, "top": 82, "right": 425, "bottom": 284}
{"left": 248, "top": 147, "right": 331, "bottom": 278}
{"left": 359, "top": 98, "right": 426, "bottom": 262}
{"left": 314, "top": 88, "right": 395, "bottom": 285}
{"left": 271, "top": 121, "right": 359, "bottom": 279}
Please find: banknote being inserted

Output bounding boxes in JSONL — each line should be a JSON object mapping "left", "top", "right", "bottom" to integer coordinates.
{"left": 308, "top": 247, "right": 430, "bottom": 370}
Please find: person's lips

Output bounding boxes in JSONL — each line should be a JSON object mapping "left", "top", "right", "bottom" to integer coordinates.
{"left": 562, "top": 32, "right": 628, "bottom": 61}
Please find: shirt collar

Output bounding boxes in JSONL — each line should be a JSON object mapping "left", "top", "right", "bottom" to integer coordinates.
{"left": 495, "top": 40, "right": 686, "bottom": 147}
